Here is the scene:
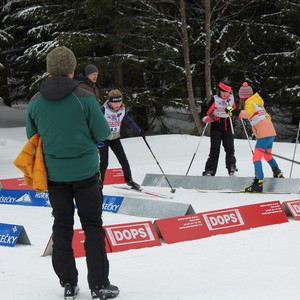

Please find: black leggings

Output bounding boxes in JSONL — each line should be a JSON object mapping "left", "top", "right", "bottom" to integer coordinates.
{"left": 204, "top": 128, "right": 236, "bottom": 175}
{"left": 99, "top": 138, "right": 132, "bottom": 183}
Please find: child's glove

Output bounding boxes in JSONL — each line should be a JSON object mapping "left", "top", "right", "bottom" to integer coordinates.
{"left": 202, "top": 116, "right": 214, "bottom": 123}
{"left": 225, "top": 106, "right": 234, "bottom": 115}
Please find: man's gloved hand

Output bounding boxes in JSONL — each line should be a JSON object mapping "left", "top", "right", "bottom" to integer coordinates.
{"left": 202, "top": 116, "right": 214, "bottom": 123}
{"left": 139, "top": 129, "right": 145, "bottom": 137}
{"left": 225, "top": 106, "right": 234, "bottom": 115}
{"left": 96, "top": 141, "right": 105, "bottom": 149}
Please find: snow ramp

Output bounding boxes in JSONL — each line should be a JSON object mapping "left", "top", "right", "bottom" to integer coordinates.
{"left": 142, "top": 174, "right": 300, "bottom": 194}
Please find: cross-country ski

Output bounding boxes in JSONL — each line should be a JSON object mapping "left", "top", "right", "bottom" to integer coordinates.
{"left": 112, "top": 185, "right": 173, "bottom": 199}
{"left": 194, "top": 188, "right": 295, "bottom": 195}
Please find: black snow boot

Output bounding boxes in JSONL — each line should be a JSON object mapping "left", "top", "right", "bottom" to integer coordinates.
{"left": 228, "top": 165, "right": 238, "bottom": 176}
{"left": 126, "top": 180, "right": 141, "bottom": 190}
{"left": 91, "top": 283, "right": 119, "bottom": 299}
{"left": 272, "top": 167, "right": 284, "bottom": 178}
{"left": 245, "top": 179, "right": 263, "bottom": 193}
{"left": 202, "top": 170, "right": 215, "bottom": 176}
{"left": 64, "top": 283, "right": 79, "bottom": 300}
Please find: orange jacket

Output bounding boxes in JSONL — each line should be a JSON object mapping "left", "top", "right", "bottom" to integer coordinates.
{"left": 14, "top": 133, "right": 48, "bottom": 192}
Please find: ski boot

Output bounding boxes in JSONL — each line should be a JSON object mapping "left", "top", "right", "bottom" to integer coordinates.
{"left": 127, "top": 180, "right": 141, "bottom": 191}
{"left": 228, "top": 166, "right": 238, "bottom": 176}
{"left": 91, "top": 283, "right": 119, "bottom": 299}
{"left": 202, "top": 170, "right": 214, "bottom": 176}
{"left": 64, "top": 283, "right": 79, "bottom": 300}
{"left": 245, "top": 178, "right": 263, "bottom": 193}
{"left": 272, "top": 167, "right": 284, "bottom": 178}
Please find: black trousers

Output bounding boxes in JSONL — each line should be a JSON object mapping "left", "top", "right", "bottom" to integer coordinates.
{"left": 48, "top": 174, "right": 109, "bottom": 290}
{"left": 99, "top": 138, "right": 132, "bottom": 183}
{"left": 204, "top": 128, "right": 236, "bottom": 175}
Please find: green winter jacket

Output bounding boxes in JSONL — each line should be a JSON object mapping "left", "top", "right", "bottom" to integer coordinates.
{"left": 26, "top": 75, "right": 111, "bottom": 182}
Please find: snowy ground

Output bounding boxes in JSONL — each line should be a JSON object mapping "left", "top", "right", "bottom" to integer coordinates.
{"left": 1, "top": 126, "right": 300, "bottom": 300}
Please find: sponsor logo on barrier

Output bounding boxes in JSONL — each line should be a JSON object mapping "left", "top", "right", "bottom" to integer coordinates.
{"left": 282, "top": 200, "right": 300, "bottom": 220}
{"left": 0, "top": 230, "right": 18, "bottom": 246}
{"left": 0, "top": 189, "right": 122, "bottom": 213}
{"left": 0, "top": 195, "right": 17, "bottom": 204}
{"left": 105, "top": 221, "right": 161, "bottom": 252}
{"left": 102, "top": 196, "right": 123, "bottom": 213}
{"left": 0, "top": 223, "right": 31, "bottom": 247}
{"left": 202, "top": 208, "right": 245, "bottom": 231}
{"left": 0, "top": 189, "right": 50, "bottom": 207}
{"left": 34, "top": 191, "right": 49, "bottom": 199}
{"left": 290, "top": 203, "right": 300, "bottom": 214}
{"left": 15, "top": 193, "right": 32, "bottom": 203}
{"left": 107, "top": 223, "right": 154, "bottom": 246}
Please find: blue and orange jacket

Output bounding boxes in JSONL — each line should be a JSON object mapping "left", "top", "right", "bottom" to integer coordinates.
{"left": 237, "top": 93, "right": 276, "bottom": 138}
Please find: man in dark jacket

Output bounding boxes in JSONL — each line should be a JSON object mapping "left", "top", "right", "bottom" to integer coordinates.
{"left": 77, "top": 64, "right": 101, "bottom": 103}
{"left": 26, "top": 46, "right": 119, "bottom": 300}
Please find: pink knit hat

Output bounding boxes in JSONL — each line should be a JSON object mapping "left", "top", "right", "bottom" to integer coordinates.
{"left": 239, "top": 82, "right": 253, "bottom": 99}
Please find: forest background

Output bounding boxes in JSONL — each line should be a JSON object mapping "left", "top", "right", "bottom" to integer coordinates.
{"left": 0, "top": 0, "right": 299, "bottom": 141}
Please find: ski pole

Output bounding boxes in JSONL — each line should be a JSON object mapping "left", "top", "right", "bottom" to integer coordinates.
{"left": 185, "top": 122, "right": 208, "bottom": 176}
{"left": 289, "top": 119, "right": 300, "bottom": 178}
{"left": 240, "top": 119, "right": 254, "bottom": 154}
{"left": 142, "top": 136, "right": 176, "bottom": 193}
{"left": 258, "top": 149, "right": 300, "bottom": 165}
{"left": 226, "top": 99, "right": 235, "bottom": 135}
{"left": 228, "top": 116, "right": 235, "bottom": 135}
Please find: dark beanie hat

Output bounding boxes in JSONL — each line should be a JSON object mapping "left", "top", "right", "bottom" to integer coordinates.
{"left": 46, "top": 46, "right": 77, "bottom": 75}
{"left": 239, "top": 82, "right": 254, "bottom": 99}
{"left": 85, "top": 64, "right": 98, "bottom": 76}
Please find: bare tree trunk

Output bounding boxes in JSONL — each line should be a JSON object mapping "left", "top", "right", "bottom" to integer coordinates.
{"left": 203, "top": 0, "right": 212, "bottom": 103}
{"left": 180, "top": 0, "right": 202, "bottom": 134}
{"left": 113, "top": 40, "right": 123, "bottom": 87}
{"left": 0, "top": 67, "right": 10, "bottom": 106}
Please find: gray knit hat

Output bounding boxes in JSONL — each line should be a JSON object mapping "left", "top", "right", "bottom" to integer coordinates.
{"left": 239, "top": 82, "right": 254, "bottom": 99}
{"left": 85, "top": 64, "right": 98, "bottom": 76}
{"left": 46, "top": 46, "right": 77, "bottom": 75}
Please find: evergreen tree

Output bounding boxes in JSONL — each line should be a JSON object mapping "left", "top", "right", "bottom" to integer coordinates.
{"left": 1, "top": 0, "right": 299, "bottom": 138}
{"left": 0, "top": 0, "right": 14, "bottom": 105}
{"left": 2, "top": 0, "right": 84, "bottom": 104}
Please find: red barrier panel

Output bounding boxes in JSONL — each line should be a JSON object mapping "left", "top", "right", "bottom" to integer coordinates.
{"left": 0, "top": 177, "right": 33, "bottom": 190}
{"left": 240, "top": 201, "right": 288, "bottom": 228}
{"left": 105, "top": 221, "right": 161, "bottom": 252}
{"left": 103, "top": 168, "right": 125, "bottom": 185}
{"left": 42, "top": 230, "right": 111, "bottom": 257}
{"left": 1, "top": 168, "right": 125, "bottom": 190}
{"left": 72, "top": 229, "right": 111, "bottom": 258}
{"left": 154, "top": 201, "right": 288, "bottom": 244}
{"left": 154, "top": 214, "right": 210, "bottom": 244}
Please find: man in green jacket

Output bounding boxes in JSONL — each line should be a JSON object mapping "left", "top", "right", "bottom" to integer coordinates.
{"left": 26, "top": 46, "right": 119, "bottom": 300}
